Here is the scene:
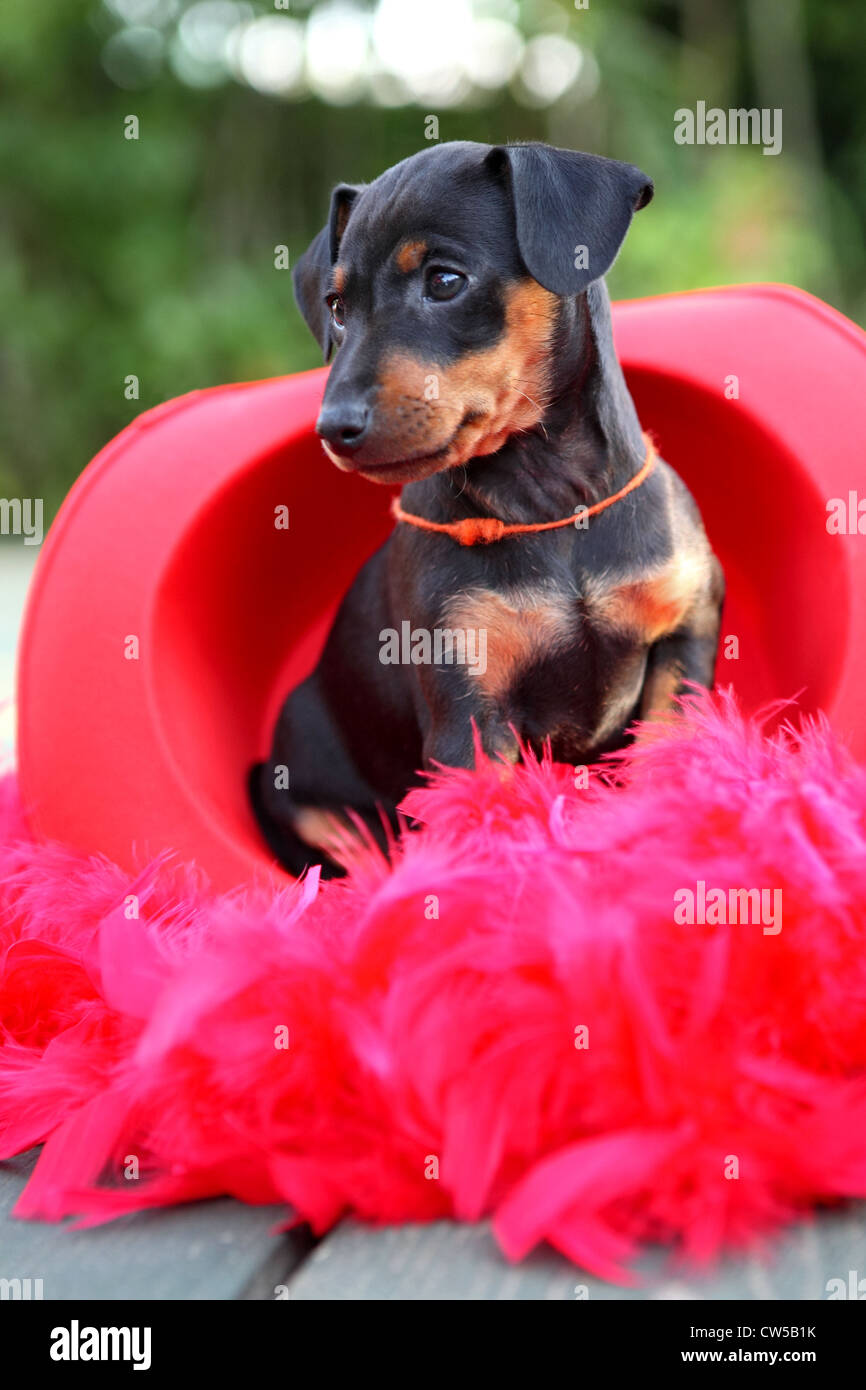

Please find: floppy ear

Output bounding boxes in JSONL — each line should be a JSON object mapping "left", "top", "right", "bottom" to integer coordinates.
{"left": 485, "top": 144, "right": 653, "bottom": 296}
{"left": 292, "top": 183, "right": 361, "bottom": 361}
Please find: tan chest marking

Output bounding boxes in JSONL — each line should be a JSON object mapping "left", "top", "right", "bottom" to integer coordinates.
{"left": 443, "top": 586, "right": 574, "bottom": 702}
{"left": 588, "top": 550, "right": 713, "bottom": 645}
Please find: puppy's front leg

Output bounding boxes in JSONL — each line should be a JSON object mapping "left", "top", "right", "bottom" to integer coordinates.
{"left": 423, "top": 715, "right": 520, "bottom": 773}
{"left": 419, "top": 672, "right": 519, "bottom": 772}
{"left": 636, "top": 544, "right": 724, "bottom": 717}
{"left": 639, "top": 595, "right": 724, "bottom": 718}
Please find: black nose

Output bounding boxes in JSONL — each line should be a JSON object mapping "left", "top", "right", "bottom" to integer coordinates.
{"left": 316, "top": 401, "right": 370, "bottom": 454}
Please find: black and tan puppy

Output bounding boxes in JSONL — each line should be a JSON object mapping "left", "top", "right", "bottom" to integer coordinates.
{"left": 252, "top": 141, "right": 724, "bottom": 876}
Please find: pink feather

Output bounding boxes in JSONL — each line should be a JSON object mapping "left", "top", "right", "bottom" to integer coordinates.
{"left": 1, "top": 689, "right": 866, "bottom": 1282}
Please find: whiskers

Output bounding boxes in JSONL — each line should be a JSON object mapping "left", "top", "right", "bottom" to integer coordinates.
{"left": 450, "top": 463, "right": 469, "bottom": 498}
{"left": 506, "top": 378, "right": 551, "bottom": 441}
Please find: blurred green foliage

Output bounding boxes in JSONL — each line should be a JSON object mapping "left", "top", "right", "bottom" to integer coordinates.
{"left": 1, "top": 0, "right": 864, "bottom": 520}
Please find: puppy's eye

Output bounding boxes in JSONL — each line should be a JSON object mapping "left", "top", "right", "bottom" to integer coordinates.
{"left": 327, "top": 294, "right": 346, "bottom": 328}
{"left": 424, "top": 269, "right": 467, "bottom": 302}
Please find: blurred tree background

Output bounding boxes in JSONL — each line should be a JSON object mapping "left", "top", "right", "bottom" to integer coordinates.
{"left": 1, "top": 0, "right": 864, "bottom": 520}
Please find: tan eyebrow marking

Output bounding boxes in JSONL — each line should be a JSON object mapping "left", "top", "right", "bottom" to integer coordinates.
{"left": 395, "top": 239, "right": 428, "bottom": 273}
{"left": 333, "top": 265, "right": 346, "bottom": 293}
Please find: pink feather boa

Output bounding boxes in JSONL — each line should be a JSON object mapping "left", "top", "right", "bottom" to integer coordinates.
{"left": 2, "top": 691, "right": 866, "bottom": 1283}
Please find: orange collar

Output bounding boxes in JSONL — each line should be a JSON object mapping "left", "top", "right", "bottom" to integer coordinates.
{"left": 391, "top": 433, "right": 658, "bottom": 546}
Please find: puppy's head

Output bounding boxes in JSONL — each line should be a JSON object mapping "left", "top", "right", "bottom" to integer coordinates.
{"left": 294, "top": 141, "right": 652, "bottom": 484}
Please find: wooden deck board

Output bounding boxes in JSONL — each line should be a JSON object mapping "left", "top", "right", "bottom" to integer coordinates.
{"left": 285, "top": 1208, "right": 866, "bottom": 1301}
{"left": 4, "top": 1144, "right": 864, "bottom": 1300}
{"left": 0, "top": 1151, "right": 309, "bottom": 1301}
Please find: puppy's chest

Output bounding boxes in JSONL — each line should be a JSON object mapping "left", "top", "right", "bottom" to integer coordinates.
{"left": 438, "top": 551, "right": 705, "bottom": 699}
